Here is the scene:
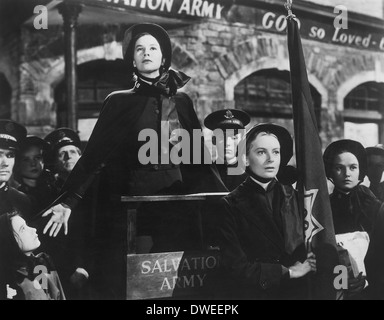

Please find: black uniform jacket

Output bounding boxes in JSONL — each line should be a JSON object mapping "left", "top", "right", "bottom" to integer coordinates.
{"left": 331, "top": 185, "right": 384, "bottom": 299}
{"left": 46, "top": 84, "right": 227, "bottom": 211}
{"left": 217, "top": 177, "right": 306, "bottom": 299}
{"left": 0, "top": 184, "right": 31, "bottom": 218}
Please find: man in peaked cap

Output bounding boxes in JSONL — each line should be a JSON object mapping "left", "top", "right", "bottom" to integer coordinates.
{"left": 366, "top": 144, "right": 384, "bottom": 201}
{"left": 202, "top": 109, "right": 250, "bottom": 251}
{"left": 43, "top": 128, "right": 89, "bottom": 299}
{"left": 0, "top": 119, "right": 31, "bottom": 217}
{"left": 204, "top": 109, "right": 250, "bottom": 191}
{"left": 45, "top": 128, "right": 82, "bottom": 191}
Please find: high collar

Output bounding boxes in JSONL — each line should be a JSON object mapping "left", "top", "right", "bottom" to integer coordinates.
{"left": 333, "top": 187, "right": 354, "bottom": 198}
{"left": 248, "top": 176, "right": 277, "bottom": 193}
{"left": 133, "top": 69, "right": 191, "bottom": 97}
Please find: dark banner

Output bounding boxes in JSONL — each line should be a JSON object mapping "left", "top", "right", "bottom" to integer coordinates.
{"left": 250, "top": 8, "right": 384, "bottom": 52}
{"left": 80, "top": 0, "right": 233, "bottom": 20}
{"left": 75, "top": 0, "right": 384, "bottom": 51}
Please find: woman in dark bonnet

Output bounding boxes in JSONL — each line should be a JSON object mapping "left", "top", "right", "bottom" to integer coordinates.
{"left": 41, "top": 23, "right": 226, "bottom": 299}
{"left": 323, "top": 139, "right": 384, "bottom": 299}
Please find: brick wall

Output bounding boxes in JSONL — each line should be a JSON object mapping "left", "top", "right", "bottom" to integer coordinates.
{"left": 9, "top": 8, "right": 384, "bottom": 144}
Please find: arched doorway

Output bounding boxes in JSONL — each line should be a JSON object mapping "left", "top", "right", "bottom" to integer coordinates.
{"left": 54, "top": 59, "right": 130, "bottom": 141}
{"left": 234, "top": 68, "right": 321, "bottom": 134}
{"left": 0, "top": 73, "right": 12, "bottom": 119}
{"left": 343, "top": 81, "right": 384, "bottom": 146}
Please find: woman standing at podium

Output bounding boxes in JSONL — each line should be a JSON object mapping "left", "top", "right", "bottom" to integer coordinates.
{"left": 41, "top": 23, "right": 226, "bottom": 299}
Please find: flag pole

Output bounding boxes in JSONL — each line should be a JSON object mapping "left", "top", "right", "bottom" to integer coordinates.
{"left": 284, "top": 0, "right": 314, "bottom": 300}
{"left": 285, "top": 0, "right": 339, "bottom": 300}
{"left": 284, "top": 0, "right": 296, "bottom": 19}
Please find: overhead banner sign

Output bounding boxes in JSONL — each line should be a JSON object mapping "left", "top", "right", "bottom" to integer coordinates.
{"left": 251, "top": 9, "right": 384, "bottom": 52}
{"left": 81, "top": 0, "right": 233, "bottom": 20}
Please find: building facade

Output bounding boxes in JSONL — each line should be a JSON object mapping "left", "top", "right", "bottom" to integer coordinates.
{"left": 0, "top": 0, "right": 384, "bottom": 148}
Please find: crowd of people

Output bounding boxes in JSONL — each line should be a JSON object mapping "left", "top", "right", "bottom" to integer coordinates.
{"left": 0, "top": 23, "right": 384, "bottom": 300}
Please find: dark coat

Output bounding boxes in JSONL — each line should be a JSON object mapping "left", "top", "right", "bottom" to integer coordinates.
{"left": 45, "top": 79, "right": 227, "bottom": 299}
{"left": 216, "top": 163, "right": 247, "bottom": 192}
{"left": 0, "top": 184, "right": 31, "bottom": 218}
{"left": 370, "top": 181, "right": 384, "bottom": 202}
{"left": 330, "top": 185, "right": 384, "bottom": 299}
{"left": 17, "top": 170, "right": 58, "bottom": 215}
{"left": 217, "top": 177, "right": 306, "bottom": 300}
{"left": 52, "top": 81, "right": 226, "bottom": 209}
{"left": 5, "top": 253, "right": 65, "bottom": 300}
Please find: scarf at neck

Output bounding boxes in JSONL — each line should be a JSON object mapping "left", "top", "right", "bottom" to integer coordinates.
{"left": 135, "top": 69, "right": 191, "bottom": 96}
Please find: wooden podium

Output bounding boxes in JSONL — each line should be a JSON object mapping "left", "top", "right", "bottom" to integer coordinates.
{"left": 122, "top": 193, "right": 228, "bottom": 300}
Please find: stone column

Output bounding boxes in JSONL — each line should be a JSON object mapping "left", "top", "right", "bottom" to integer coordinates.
{"left": 58, "top": 1, "right": 82, "bottom": 130}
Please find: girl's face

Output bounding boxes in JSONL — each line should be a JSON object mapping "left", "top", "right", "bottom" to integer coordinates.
{"left": 246, "top": 133, "right": 281, "bottom": 179}
{"left": 18, "top": 146, "right": 44, "bottom": 180}
{"left": 133, "top": 34, "right": 164, "bottom": 78}
{"left": 331, "top": 152, "right": 360, "bottom": 191}
{"left": 11, "top": 215, "right": 40, "bottom": 256}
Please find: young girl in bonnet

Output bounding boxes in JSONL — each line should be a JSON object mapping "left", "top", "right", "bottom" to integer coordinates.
{"left": 323, "top": 139, "right": 384, "bottom": 299}
{"left": 0, "top": 211, "right": 65, "bottom": 300}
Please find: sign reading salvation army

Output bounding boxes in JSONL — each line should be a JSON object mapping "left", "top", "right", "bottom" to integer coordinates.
{"left": 85, "top": 0, "right": 231, "bottom": 19}
{"left": 126, "top": 251, "right": 222, "bottom": 299}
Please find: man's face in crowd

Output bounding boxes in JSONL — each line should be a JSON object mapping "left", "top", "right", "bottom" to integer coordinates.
{"left": 55, "top": 145, "right": 81, "bottom": 174}
{"left": 0, "top": 147, "right": 15, "bottom": 185}
{"left": 367, "top": 154, "right": 384, "bottom": 185}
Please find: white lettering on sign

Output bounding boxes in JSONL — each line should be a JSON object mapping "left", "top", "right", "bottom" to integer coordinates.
{"left": 97, "top": 0, "right": 225, "bottom": 18}
{"left": 309, "top": 26, "right": 326, "bottom": 40}
{"left": 260, "top": 10, "right": 383, "bottom": 51}
{"left": 178, "top": 0, "right": 223, "bottom": 19}
{"left": 332, "top": 28, "right": 372, "bottom": 48}
{"left": 140, "top": 255, "right": 218, "bottom": 274}
{"left": 140, "top": 255, "right": 218, "bottom": 291}
{"left": 261, "top": 12, "right": 301, "bottom": 31}
{"left": 160, "top": 274, "right": 207, "bottom": 290}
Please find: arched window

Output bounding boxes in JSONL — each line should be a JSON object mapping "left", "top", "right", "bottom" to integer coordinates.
{"left": 234, "top": 69, "right": 321, "bottom": 131}
{"left": 0, "top": 73, "right": 12, "bottom": 118}
{"left": 344, "top": 82, "right": 382, "bottom": 112}
{"left": 343, "top": 81, "right": 384, "bottom": 146}
{"left": 55, "top": 59, "right": 130, "bottom": 140}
